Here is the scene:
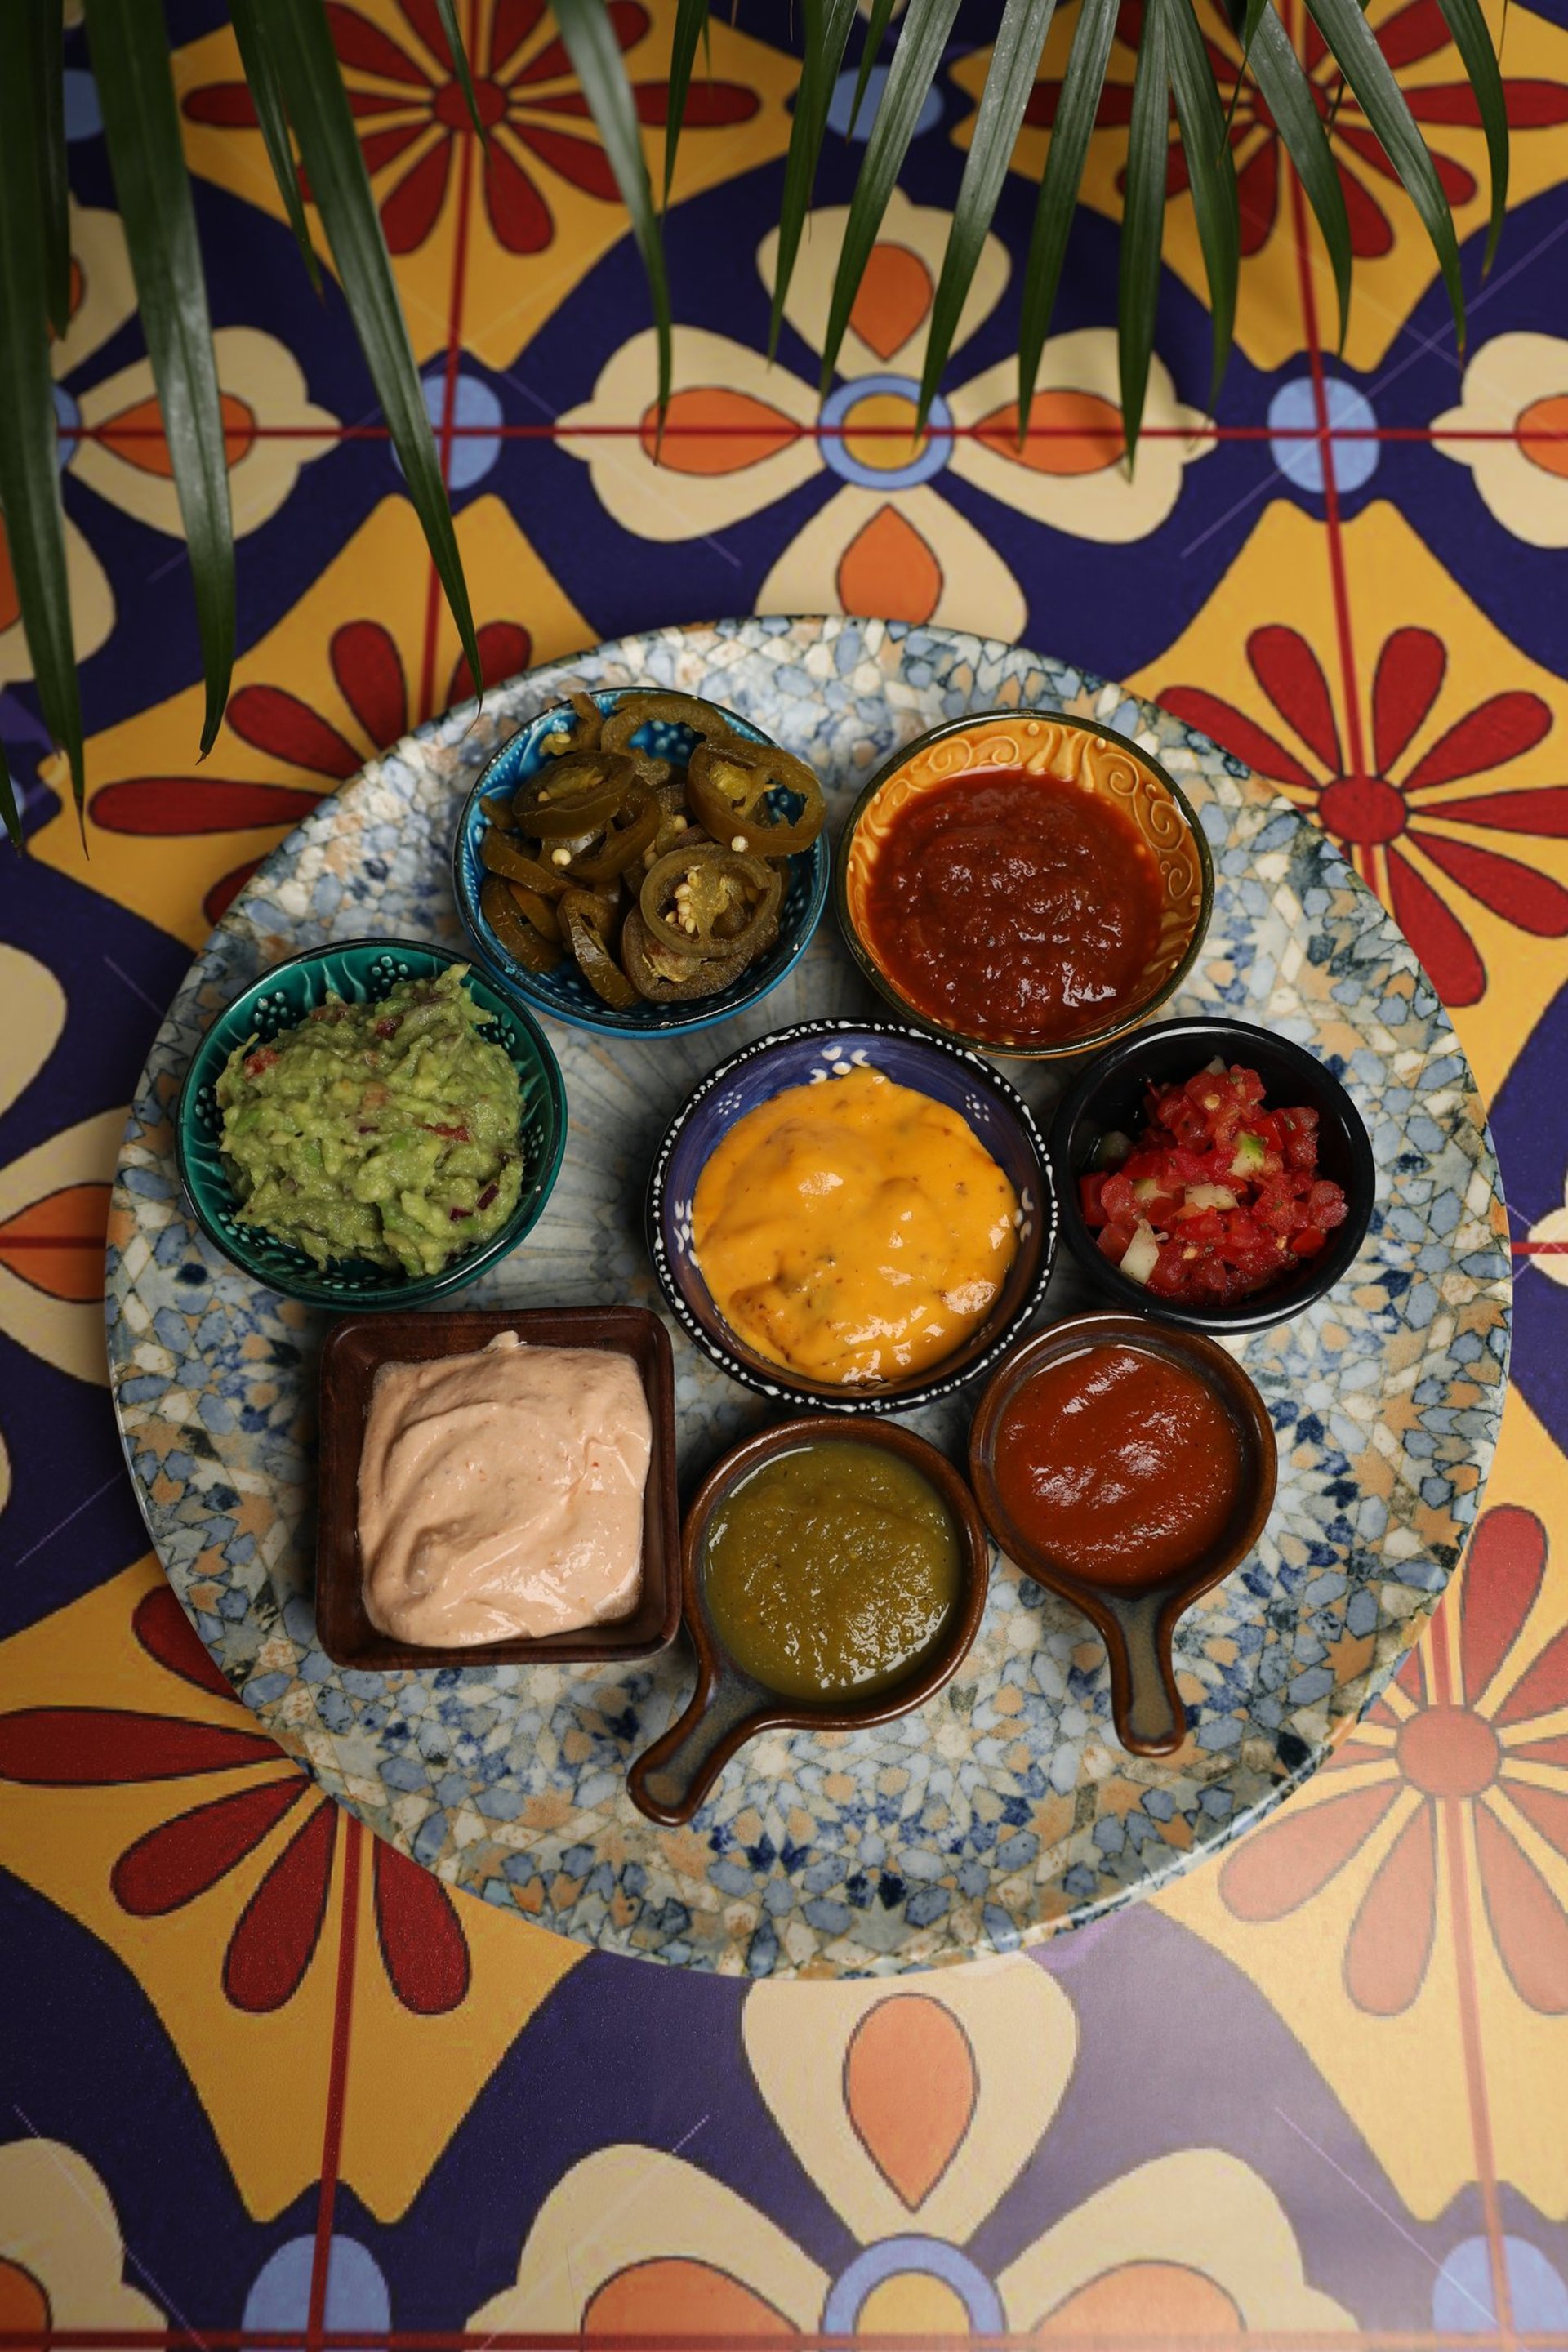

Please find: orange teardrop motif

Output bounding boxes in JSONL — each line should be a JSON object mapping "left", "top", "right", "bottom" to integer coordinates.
{"left": 848, "top": 243, "right": 934, "bottom": 361}
{"left": 844, "top": 1993, "right": 978, "bottom": 2210}
{"left": 836, "top": 505, "right": 942, "bottom": 625}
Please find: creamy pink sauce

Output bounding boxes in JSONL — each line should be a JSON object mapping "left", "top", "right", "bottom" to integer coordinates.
{"left": 358, "top": 1334, "right": 651, "bottom": 1646}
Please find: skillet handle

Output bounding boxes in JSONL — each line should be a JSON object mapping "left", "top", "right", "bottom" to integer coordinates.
{"left": 629, "top": 1667, "right": 765, "bottom": 1826}
{"left": 1098, "top": 1589, "right": 1187, "bottom": 1757}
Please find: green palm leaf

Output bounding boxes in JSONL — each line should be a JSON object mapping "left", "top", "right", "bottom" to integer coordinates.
{"left": 266, "top": 0, "right": 480, "bottom": 695}
{"left": 919, "top": 0, "right": 1058, "bottom": 426}
{"left": 430, "top": 0, "right": 489, "bottom": 146}
{"left": 819, "top": 0, "right": 964, "bottom": 394}
{"left": 1167, "top": 0, "right": 1240, "bottom": 414}
{"left": 1303, "top": 0, "right": 1464, "bottom": 341}
{"left": 1118, "top": 0, "right": 1170, "bottom": 461}
{"left": 1016, "top": 0, "right": 1119, "bottom": 434}
{"left": 228, "top": 0, "right": 321, "bottom": 293}
{"left": 768, "top": 0, "right": 858, "bottom": 357}
{"left": 0, "top": 11, "right": 85, "bottom": 825}
{"left": 87, "top": 0, "right": 235, "bottom": 759}
{"left": 31, "top": 2, "right": 70, "bottom": 340}
{"left": 1432, "top": 0, "right": 1508, "bottom": 269}
{"left": 550, "top": 0, "right": 672, "bottom": 412}
{"left": 663, "top": 0, "right": 711, "bottom": 203}
{"left": 1245, "top": 6, "right": 1352, "bottom": 350}
{"left": 847, "top": 0, "right": 898, "bottom": 136}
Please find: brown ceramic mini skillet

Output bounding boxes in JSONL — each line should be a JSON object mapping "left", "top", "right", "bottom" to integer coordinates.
{"left": 968, "top": 1312, "right": 1277, "bottom": 1758}
{"left": 627, "top": 1416, "right": 990, "bottom": 1827}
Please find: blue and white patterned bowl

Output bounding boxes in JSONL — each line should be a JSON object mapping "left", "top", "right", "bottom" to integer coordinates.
{"left": 175, "top": 937, "right": 567, "bottom": 1310}
{"left": 647, "top": 1018, "right": 1057, "bottom": 1414}
{"left": 452, "top": 687, "right": 830, "bottom": 1036}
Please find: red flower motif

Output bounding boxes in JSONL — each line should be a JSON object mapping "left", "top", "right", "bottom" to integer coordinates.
{"left": 184, "top": 0, "right": 759, "bottom": 257}
{"left": 1220, "top": 1506, "right": 1568, "bottom": 2015}
{"left": 1160, "top": 625, "right": 1568, "bottom": 1007}
{"left": 0, "top": 1584, "right": 470, "bottom": 2017}
{"left": 89, "top": 617, "right": 532, "bottom": 926}
{"left": 1027, "top": 0, "right": 1568, "bottom": 259}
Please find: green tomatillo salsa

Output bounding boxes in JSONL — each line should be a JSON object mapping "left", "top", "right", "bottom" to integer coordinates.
{"left": 216, "top": 965, "right": 524, "bottom": 1276}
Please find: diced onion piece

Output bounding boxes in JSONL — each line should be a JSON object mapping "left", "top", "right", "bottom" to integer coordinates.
{"left": 1120, "top": 1218, "right": 1160, "bottom": 1285}
{"left": 1204, "top": 1055, "right": 1227, "bottom": 1075}
{"left": 1181, "top": 1183, "right": 1239, "bottom": 1212}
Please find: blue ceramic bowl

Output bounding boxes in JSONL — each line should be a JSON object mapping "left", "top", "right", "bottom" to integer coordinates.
{"left": 452, "top": 687, "right": 830, "bottom": 1037}
{"left": 176, "top": 937, "right": 567, "bottom": 1310}
{"left": 647, "top": 1018, "right": 1058, "bottom": 1414}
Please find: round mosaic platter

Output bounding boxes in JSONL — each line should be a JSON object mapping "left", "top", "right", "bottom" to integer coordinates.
{"left": 107, "top": 616, "right": 1512, "bottom": 1977}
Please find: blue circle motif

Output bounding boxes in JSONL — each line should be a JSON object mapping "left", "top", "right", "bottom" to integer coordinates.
{"left": 243, "top": 2234, "right": 391, "bottom": 2345}
{"left": 828, "top": 65, "right": 943, "bottom": 141}
{"left": 1267, "top": 376, "right": 1379, "bottom": 496}
{"left": 1433, "top": 2236, "right": 1568, "bottom": 2334}
{"left": 819, "top": 2236, "right": 1007, "bottom": 2335}
{"left": 416, "top": 369, "right": 504, "bottom": 490}
{"left": 52, "top": 384, "right": 80, "bottom": 472}
{"left": 820, "top": 374, "right": 953, "bottom": 491}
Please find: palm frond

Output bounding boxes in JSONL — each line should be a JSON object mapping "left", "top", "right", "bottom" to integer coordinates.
{"left": 86, "top": 0, "right": 235, "bottom": 757}
{"left": 0, "top": 11, "right": 87, "bottom": 822}
{"left": 229, "top": 0, "right": 321, "bottom": 292}
{"left": 266, "top": 0, "right": 482, "bottom": 693}
{"left": 551, "top": 0, "right": 672, "bottom": 412}
{"left": 1245, "top": 6, "right": 1353, "bottom": 351}
{"left": 1017, "top": 0, "right": 1119, "bottom": 434}
{"left": 1118, "top": 0, "right": 1171, "bottom": 461}
{"left": 768, "top": 0, "right": 859, "bottom": 356}
{"left": 848, "top": 0, "right": 899, "bottom": 135}
{"left": 1168, "top": 0, "right": 1241, "bottom": 416}
{"left": 919, "top": 0, "right": 1058, "bottom": 428}
{"left": 819, "top": 0, "right": 964, "bottom": 394}
{"left": 664, "top": 0, "right": 712, "bottom": 203}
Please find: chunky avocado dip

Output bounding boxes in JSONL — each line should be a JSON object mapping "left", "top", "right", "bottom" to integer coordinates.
{"left": 216, "top": 966, "right": 523, "bottom": 1276}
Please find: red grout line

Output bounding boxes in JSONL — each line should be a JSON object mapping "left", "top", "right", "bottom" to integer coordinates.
{"left": 1511, "top": 1240, "right": 1568, "bottom": 1253}
{"left": 1428, "top": 1637, "right": 1517, "bottom": 2349}
{"left": 58, "top": 420, "right": 1568, "bottom": 443}
{"left": 2, "top": 2336, "right": 1565, "bottom": 2350}
{"left": 306, "top": 1815, "right": 363, "bottom": 2350}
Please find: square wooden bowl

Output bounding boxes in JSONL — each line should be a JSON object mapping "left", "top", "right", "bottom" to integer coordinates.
{"left": 315, "top": 1303, "right": 683, "bottom": 1670}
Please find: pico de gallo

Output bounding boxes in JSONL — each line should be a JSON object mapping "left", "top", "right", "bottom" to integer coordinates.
{"left": 1079, "top": 1058, "right": 1349, "bottom": 1305}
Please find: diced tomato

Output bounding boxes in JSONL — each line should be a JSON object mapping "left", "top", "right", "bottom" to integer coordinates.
{"left": 1087, "top": 1058, "right": 1348, "bottom": 1303}
{"left": 1100, "top": 1170, "right": 1138, "bottom": 1225}
{"left": 243, "top": 1046, "right": 278, "bottom": 1077}
{"left": 422, "top": 1122, "right": 470, "bottom": 1142}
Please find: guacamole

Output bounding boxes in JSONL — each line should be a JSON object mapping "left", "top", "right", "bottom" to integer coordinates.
{"left": 216, "top": 965, "right": 524, "bottom": 1276}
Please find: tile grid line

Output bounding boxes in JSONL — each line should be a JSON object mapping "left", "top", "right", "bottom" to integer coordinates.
{"left": 1430, "top": 1620, "right": 1519, "bottom": 2346}
{"left": 306, "top": 1815, "right": 363, "bottom": 2347}
{"left": 47, "top": 421, "right": 1564, "bottom": 442}
{"left": 1282, "top": 13, "right": 1514, "bottom": 2345}
{"left": 2, "top": 2335, "right": 1566, "bottom": 2349}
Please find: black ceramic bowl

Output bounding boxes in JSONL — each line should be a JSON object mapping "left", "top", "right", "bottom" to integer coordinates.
{"left": 1051, "top": 1015, "right": 1376, "bottom": 1334}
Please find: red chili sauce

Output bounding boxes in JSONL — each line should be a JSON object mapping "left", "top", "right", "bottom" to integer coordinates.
{"left": 863, "top": 769, "right": 1163, "bottom": 1045}
{"left": 992, "top": 1343, "right": 1242, "bottom": 1588}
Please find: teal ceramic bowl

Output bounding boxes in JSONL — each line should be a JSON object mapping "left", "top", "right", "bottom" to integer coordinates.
{"left": 175, "top": 938, "right": 567, "bottom": 1310}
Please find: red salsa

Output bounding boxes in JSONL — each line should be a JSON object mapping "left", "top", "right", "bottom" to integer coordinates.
{"left": 992, "top": 1342, "right": 1242, "bottom": 1588}
{"left": 1080, "top": 1058, "right": 1349, "bottom": 1306}
{"left": 863, "top": 769, "right": 1163, "bottom": 1045}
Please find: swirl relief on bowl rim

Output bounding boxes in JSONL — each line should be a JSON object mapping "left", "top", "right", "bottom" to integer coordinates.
{"left": 844, "top": 715, "right": 1205, "bottom": 1037}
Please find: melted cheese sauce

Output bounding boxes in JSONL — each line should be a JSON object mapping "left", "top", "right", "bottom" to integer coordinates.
{"left": 691, "top": 1067, "right": 1018, "bottom": 1387}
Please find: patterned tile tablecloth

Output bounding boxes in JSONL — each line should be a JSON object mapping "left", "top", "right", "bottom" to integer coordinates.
{"left": 3, "top": 0, "right": 1568, "bottom": 2336}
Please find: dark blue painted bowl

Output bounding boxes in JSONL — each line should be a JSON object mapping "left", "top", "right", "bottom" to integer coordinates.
{"left": 453, "top": 686, "right": 829, "bottom": 1037}
{"left": 647, "top": 1018, "right": 1058, "bottom": 1413}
